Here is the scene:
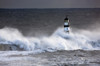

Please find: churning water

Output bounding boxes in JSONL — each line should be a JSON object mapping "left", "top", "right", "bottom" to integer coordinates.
{"left": 0, "top": 27, "right": 100, "bottom": 53}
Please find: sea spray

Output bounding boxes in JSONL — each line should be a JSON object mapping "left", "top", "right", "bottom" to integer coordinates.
{"left": 0, "top": 27, "right": 100, "bottom": 52}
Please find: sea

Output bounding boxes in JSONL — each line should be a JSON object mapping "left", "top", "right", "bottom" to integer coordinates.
{"left": 0, "top": 8, "right": 100, "bottom": 66}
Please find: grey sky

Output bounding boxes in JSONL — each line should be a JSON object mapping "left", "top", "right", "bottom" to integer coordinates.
{"left": 0, "top": 0, "right": 100, "bottom": 8}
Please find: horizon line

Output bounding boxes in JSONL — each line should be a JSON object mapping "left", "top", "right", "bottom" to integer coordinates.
{"left": 0, "top": 8, "right": 100, "bottom": 9}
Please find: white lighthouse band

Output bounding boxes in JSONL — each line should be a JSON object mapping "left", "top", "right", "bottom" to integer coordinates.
{"left": 64, "top": 21, "right": 70, "bottom": 32}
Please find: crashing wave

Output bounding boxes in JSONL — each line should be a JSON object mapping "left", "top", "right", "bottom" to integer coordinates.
{"left": 0, "top": 27, "right": 100, "bottom": 52}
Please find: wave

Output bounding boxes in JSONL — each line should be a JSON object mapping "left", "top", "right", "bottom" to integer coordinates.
{"left": 0, "top": 27, "right": 100, "bottom": 53}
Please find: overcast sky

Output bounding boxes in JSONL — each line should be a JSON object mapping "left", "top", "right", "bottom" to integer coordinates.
{"left": 0, "top": 0, "right": 100, "bottom": 8}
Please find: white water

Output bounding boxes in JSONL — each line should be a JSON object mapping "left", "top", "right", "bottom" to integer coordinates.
{"left": 0, "top": 27, "right": 100, "bottom": 53}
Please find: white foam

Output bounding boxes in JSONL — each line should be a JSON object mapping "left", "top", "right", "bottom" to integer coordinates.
{"left": 0, "top": 27, "right": 100, "bottom": 53}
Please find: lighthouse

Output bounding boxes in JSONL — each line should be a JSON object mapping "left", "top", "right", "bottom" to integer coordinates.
{"left": 64, "top": 16, "right": 70, "bottom": 33}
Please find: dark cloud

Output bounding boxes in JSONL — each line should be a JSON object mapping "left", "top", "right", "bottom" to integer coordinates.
{"left": 0, "top": 0, "right": 100, "bottom": 8}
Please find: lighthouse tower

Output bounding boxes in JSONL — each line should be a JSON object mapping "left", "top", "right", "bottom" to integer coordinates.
{"left": 64, "top": 16, "right": 70, "bottom": 33}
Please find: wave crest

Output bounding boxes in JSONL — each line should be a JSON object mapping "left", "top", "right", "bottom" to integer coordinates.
{"left": 0, "top": 27, "right": 100, "bottom": 53}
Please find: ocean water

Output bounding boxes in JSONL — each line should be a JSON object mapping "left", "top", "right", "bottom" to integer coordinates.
{"left": 0, "top": 8, "right": 100, "bottom": 52}
{"left": 0, "top": 8, "right": 100, "bottom": 66}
